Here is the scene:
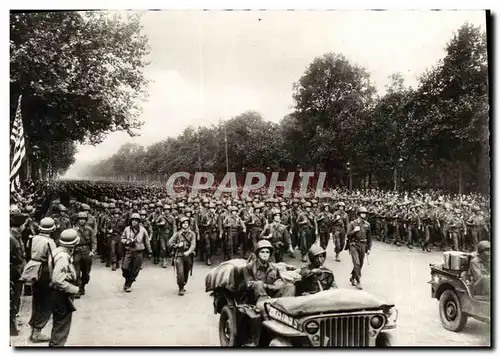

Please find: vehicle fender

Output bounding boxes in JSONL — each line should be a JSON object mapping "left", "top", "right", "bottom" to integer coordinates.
{"left": 269, "top": 337, "right": 294, "bottom": 347}
{"left": 435, "top": 281, "right": 473, "bottom": 315}
{"left": 262, "top": 320, "right": 306, "bottom": 338}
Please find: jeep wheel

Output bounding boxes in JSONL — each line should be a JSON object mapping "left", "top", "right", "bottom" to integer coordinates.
{"left": 219, "top": 306, "right": 238, "bottom": 346}
{"left": 439, "top": 289, "right": 468, "bottom": 332}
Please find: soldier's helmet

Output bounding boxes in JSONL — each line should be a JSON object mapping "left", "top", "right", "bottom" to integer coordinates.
{"left": 358, "top": 206, "right": 368, "bottom": 215}
{"left": 178, "top": 203, "right": 185, "bottom": 209}
{"left": 109, "top": 203, "right": 116, "bottom": 209}
{"left": 77, "top": 211, "right": 87, "bottom": 219}
{"left": 102, "top": 203, "right": 109, "bottom": 209}
{"left": 304, "top": 202, "right": 312, "bottom": 208}
{"left": 338, "top": 201, "right": 345, "bottom": 207}
{"left": 58, "top": 204, "right": 67, "bottom": 212}
{"left": 208, "top": 203, "right": 216, "bottom": 209}
{"left": 25, "top": 205, "right": 34, "bottom": 213}
{"left": 308, "top": 244, "right": 326, "bottom": 261}
{"left": 202, "top": 198, "right": 209, "bottom": 204}
{"left": 184, "top": 207, "right": 192, "bottom": 214}
{"left": 180, "top": 216, "right": 190, "bottom": 225}
{"left": 255, "top": 239, "right": 273, "bottom": 253}
{"left": 280, "top": 202, "right": 287, "bottom": 207}
{"left": 59, "top": 229, "right": 80, "bottom": 247}
{"left": 477, "top": 240, "right": 490, "bottom": 253}
{"left": 114, "top": 208, "right": 121, "bottom": 214}
{"left": 39, "top": 217, "right": 56, "bottom": 233}
{"left": 130, "top": 213, "right": 141, "bottom": 221}
{"left": 164, "top": 204, "right": 171, "bottom": 210}
{"left": 454, "top": 208, "right": 461, "bottom": 214}
{"left": 156, "top": 201, "right": 163, "bottom": 207}
{"left": 229, "top": 205, "right": 238, "bottom": 212}
{"left": 271, "top": 208, "right": 281, "bottom": 217}
{"left": 140, "top": 210, "right": 147, "bottom": 216}
{"left": 81, "top": 204, "right": 91, "bottom": 211}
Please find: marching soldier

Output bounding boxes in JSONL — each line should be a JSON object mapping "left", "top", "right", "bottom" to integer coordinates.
{"left": 260, "top": 209, "right": 293, "bottom": 262}
{"left": 120, "top": 213, "right": 152, "bottom": 292}
{"left": 108, "top": 207, "right": 126, "bottom": 270}
{"left": 346, "top": 206, "right": 372, "bottom": 290}
{"left": 247, "top": 202, "right": 266, "bottom": 253}
{"left": 199, "top": 202, "right": 220, "bottom": 265}
{"left": 332, "top": 202, "right": 349, "bottom": 262}
{"left": 316, "top": 202, "right": 333, "bottom": 251}
{"left": 139, "top": 210, "right": 153, "bottom": 239}
{"left": 222, "top": 206, "right": 246, "bottom": 260}
{"left": 73, "top": 212, "right": 96, "bottom": 298}
{"left": 168, "top": 217, "right": 196, "bottom": 296}
{"left": 297, "top": 202, "right": 317, "bottom": 262}
{"left": 49, "top": 229, "right": 80, "bottom": 347}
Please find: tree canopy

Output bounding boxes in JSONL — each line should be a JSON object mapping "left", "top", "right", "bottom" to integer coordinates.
{"left": 10, "top": 10, "right": 150, "bottom": 178}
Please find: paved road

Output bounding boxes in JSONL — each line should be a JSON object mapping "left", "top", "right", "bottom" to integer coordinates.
{"left": 11, "top": 241, "right": 490, "bottom": 347}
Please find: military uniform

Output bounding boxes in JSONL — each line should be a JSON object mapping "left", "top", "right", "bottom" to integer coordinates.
{"left": 73, "top": 224, "right": 96, "bottom": 297}
{"left": 346, "top": 212, "right": 372, "bottom": 289}
{"left": 168, "top": 226, "right": 196, "bottom": 295}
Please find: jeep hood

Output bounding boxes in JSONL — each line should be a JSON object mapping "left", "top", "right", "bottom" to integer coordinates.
{"left": 268, "top": 289, "right": 393, "bottom": 317}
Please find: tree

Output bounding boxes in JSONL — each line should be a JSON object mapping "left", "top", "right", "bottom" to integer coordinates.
{"left": 411, "top": 23, "right": 489, "bottom": 193}
{"left": 10, "top": 11, "right": 150, "bottom": 179}
{"left": 291, "top": 53, "right": 376, "bottom": 185}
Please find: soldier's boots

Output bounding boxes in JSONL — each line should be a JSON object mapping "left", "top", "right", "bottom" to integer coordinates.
{"left": 178, "top": 286, "right": 186, "bottom": 296}
{"left": 350, "top": 276, "right": 357, "bottom": 287}
{"left": 301, "top": 255, "right": 308, "bottom": 263}
{"left": 335, "top": 252, "right": 341, "bottom": 262}
{"left": 206, "top": 257, "right": 212, "bottom": 266}
{"left": 356, "top": 281, "right": 363, "bottom": 290}
{"left": 30, "top": 328, "right": 50, "bottom": 343}
{"left": 162, "top": 258, "right": 168, "bottom": 268}
{"left": 123, "top": 284, "right": 131, "bottom": 293}
{"left": 112, "top": 263, "right": 117, "bottom": 271}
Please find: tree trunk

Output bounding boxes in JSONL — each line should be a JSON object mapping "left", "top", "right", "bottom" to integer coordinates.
{"left": 458, "top": 162, "right": 464, "bottom": 195}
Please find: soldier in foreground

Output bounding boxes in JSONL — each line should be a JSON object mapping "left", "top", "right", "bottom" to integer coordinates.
{"left": 20, "top": 218, "right": 57, "bottom": 342}
{"left": 49, "top": 229, "right": 80, "bottom": 347}
{"left": 168, "top": 217, "right": 196, "bottom": 296}
{"left": 346, "top": 206, "right": 372, "bottom": 290}
{"left": 469, "top": 240, "right": 490, "bottom": 296}
{"left": 120, "top": 213, "right": 152, "bottom": 292}
{"left": 10, "top": 212, "right": 27, "bottom": 336}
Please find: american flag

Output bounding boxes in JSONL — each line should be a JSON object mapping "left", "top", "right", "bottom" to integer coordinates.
{"left": 10, "top": 95, "right": 26, "bottom": 193}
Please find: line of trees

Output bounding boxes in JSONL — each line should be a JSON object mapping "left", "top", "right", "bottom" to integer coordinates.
{"left": 83, "top": 23, "right": 489, "bottom": 194}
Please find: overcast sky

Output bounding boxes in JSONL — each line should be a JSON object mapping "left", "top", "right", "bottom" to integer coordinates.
{"left": 64, "top": 9, "right": 486, "bottom": 177}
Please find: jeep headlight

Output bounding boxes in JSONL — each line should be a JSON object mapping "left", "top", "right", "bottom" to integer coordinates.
{"left": 383, "top": 307, "right": 398, "bottom": 330}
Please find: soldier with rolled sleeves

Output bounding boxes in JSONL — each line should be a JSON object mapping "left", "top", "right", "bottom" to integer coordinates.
{"left": 163, "top": 204, "right": 177, "bottom": 266}
{"left": 168, "top": 217, "right": 196, "bottom": 296}
{"left": 346, "top": 206, "right": 372, "bottom": 290}
{"left": 120, "top": 213, "right": 152, "bottom": 292}
{"left": 48, "top": 229, "right": 80, "bottom": 347}
{"left": 297, "top": 201, "right": 318, "bottom": 262}
{"left": 222, "top": 205, "right": 246, "bottom": 260}
{"left": 73, "top": 212, "right": 96, "bottom": 298}
{"left": 10, "top": 212, "right": 27, "bottom": 336}
{"left": 199, "top": 202, "right": 218, "bottom": 266}
{"left": 466, "top": 206, "right": 488, "bottom": 250}
{"left": 20, "top": 217, "right": 57, "bottom": 342}
{"left": 260, "top": 209, "right": 293, "bottom": 263}
{"left": 139, "top": 210, "right": 153, "bottom": 239}
{"left": 247, "top": 202, "right": 266, "bottom": 253}
{"left": 316, "top": 202, "right": 333, "bottom": 251}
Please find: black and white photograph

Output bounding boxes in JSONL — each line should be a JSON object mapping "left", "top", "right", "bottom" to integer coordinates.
{"left": 8, "top": 7, "right": 491, "bottom": 348}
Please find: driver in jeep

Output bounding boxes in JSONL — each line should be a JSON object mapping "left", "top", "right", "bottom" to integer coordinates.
{"left": 299, "top": 245, "right": 338, "bottom": 294}
{"left": 469, "top": 240, "right": 490, "bottom": 296}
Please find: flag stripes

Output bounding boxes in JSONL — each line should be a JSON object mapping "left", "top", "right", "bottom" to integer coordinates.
{"left": 10, "top": 95, "right": 25, "bottom": 193}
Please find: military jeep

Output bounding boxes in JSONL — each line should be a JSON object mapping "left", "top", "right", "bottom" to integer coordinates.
{"left": 430, "top": 254, "right": 490, "bottom": 332}
{"left": 205, "top": 259, "right": 397, "bottom": 347}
